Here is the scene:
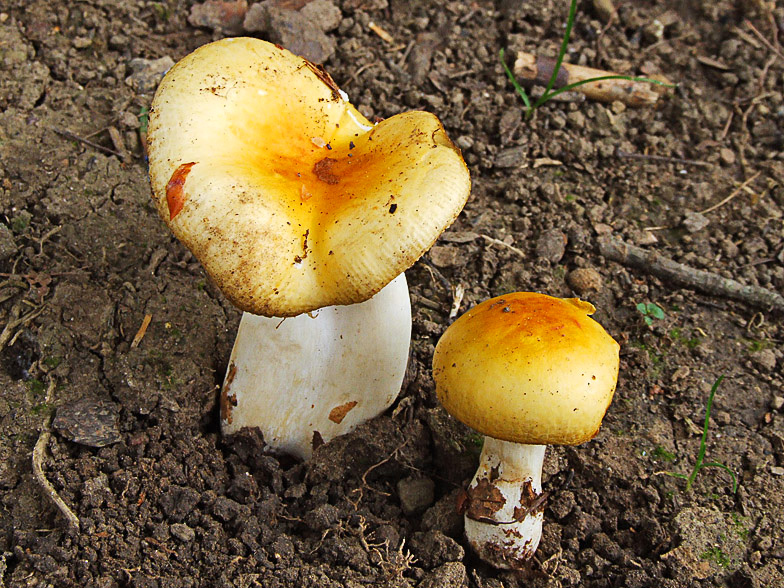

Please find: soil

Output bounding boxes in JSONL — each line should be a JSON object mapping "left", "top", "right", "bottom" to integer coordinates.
{"left": 1, "top": 0, "right": 783, "bottom": 587}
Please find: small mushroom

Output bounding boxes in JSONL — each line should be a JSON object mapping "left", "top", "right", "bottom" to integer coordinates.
{"left": 147, "top": 38, "right": 470, "bottom": 459}
{"left": 432, "top": 292, "right": 619, "bottom": 569}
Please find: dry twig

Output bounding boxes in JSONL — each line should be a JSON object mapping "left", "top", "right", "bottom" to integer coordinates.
{"left": 32, "top": 378, "right": 81, "bottom": 533}
{"left": 349, "top": 440, "right": 409, "bottom": 509}
{"left": 131, "top": 314, "right": 153, "bottom": 348}
{"left": 449, "top": 283, "right": 465, "bottom": 320}
{"left": 368, "top": 22, "right": 394, "bottom": 44}
{"left": 645, "top": 172, "right": 763, "bottom": 231}
{"left": 480, "top": 234, "right": 526, "bottom": 258}
{"left": 0, "top": 303, "right": 46, "bottom": 353}
{"left": 699, "top": 172, "right": 761, "bottom": 215}
{"left": 744, "top": 19, "right": 784, "bottom": 62}
{"left": 615, "top": 149, "right": 712, "bottom": 169}
{"left": 51, "top": 127, "right": 125, "bottom": 158}
{"left": 512, "top": 52, "right": 672, "bottom": 107}
{"left": 597, "top": 235, "right": 784, "bottom": 313}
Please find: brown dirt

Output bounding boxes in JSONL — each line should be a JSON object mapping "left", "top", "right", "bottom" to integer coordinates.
{"left": 1, "top": 0, "right": 783, "bottom": 587}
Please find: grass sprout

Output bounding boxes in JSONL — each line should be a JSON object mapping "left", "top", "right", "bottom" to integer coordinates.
{"left": 661, "top": 376, "right": 738, "bottom": 493}
{"left": 500, "top": 0, "right": 675, "bottom": 118}
{"left": 637, "top": 302, "right": 665, "bottom": 326}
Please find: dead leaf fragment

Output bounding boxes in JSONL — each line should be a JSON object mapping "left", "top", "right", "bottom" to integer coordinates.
{"left": 696, "top": 56, "right": 731, "bottom": 71}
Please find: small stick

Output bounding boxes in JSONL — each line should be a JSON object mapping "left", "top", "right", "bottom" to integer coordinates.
{"left": 647, "top": 172, "right": 763, "bottom": 231}
{"left": 615, "top": 149, "right": 712, "bottom": 169}
{"left": 397, "top": 39, "right": 415, "bottom": 68}
{"left": 744, "top": 19, "right": 784, "bottom": 62}
{"left": 449, "top": 283, "right": 465, "bottom": 320}
{"left": 345, "top": 62, "right": 378, "bottom": 87}
{"left": 0, "top": 304, "right": 45, "bottom": 353}
{"left": 420, "top": 257, "right": 452, "bottom": 291}
{"left": 36, "top": 226, "right": 63, "bottom": 255}
{"left": 368, "top": 21, "right": 394, "bottom": 44}
{"left": 51, "top": 127, "right": 125, "bottom": 158}
{"left": 480, "top": 234, "right": 526, "bottom": 258}
{"left": 32, "top": 378, "right": 81, "bottom": 533}
{"left": 699, "top": 172, "right": 761, "bottom": 215}
{"left": 130, "top": 314, "right": 153, "bottom": 348}
{"left": 597, "top": 235, "right": 784, "bottom": 313}
{"left": 512, "top": 52, "right": 672, "bottom": 107}
{"left": 719, "top": 109, "right": 734, "bottom": 141}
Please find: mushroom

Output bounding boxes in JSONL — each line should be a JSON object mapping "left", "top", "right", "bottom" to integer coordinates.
{"left": 432, "top": 292, "right": 619, "bottom": 569}
{"left": 147, "top": 38, "right": 470, "bottom": 459}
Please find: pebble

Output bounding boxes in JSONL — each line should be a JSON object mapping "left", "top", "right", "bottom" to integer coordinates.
{"left": 751, "top": 349, "right": 777, "bottom": 372}
{"left": 535, "top": 228, "right": 567, "bottom": 263}
{"left": 52, "top": 397, "right": 121, "bottom": 448}
{"left": 0, "top": 454, "right": 18, "bottom": 489}
{"left": 408, "top": 531, "right": 464, "bottom": 568}
{"left": 493, "top": 145, "right": 527, "bottom": 169}
{"left": 170, "top": 523, "right": 196, "bottom": 542}
{"left": 244, "top": 3, "right": 336, "bottom": 63}
{"left": 188, "top": 0, "right": 248, "bottom": 35}
{"left": 305, "top": 503, "right": 340, "bottom": 531}
{"left": 421, "top": 489, "right": 464, "bottom": 538}
{"left": 407, "top": 33, "right": 438, "bottom": 86}
{"left": 300, "top": 0, "right": 342, "bottom": 32}
{"left": 72, "top": 36, "right": 92, "bottom": 49}
{"left": 567, "top": 110, "right": 586, "bottom": 129}
{"left": 721, "top": 238, "right": 739, "bottom": 259}
{"left": 455, "top": 135, "right": 473, "bottom": 151}
{"left": 567, "top": 267, "right": 603, "bottom": 295}
{"left": 719, "top": 148, "right": 736, "bottom": 165}
{"left": 108, "top": 34, "right": 128, "bottom": 50}
{"left": 397, "top": 476, "right": 435, "bottom": 515}
{"left": 681, "top": 211, "right": 710, "bottom": 233}
{"left": 0, "top": 223, "right": 18, "bottom": 262}
{"left": 714, "top": 410, "right": 731, "bottom": 426}
{"left": 418, "top": 562, "right": 466, "bottom": 588}
{"left": 633, "top": 229, "right": 659, "bottom": 246}
{"left": 118, "top": 111, "right": 140, "bottom": 130}
{"left": 498, "top": 109, "right": 521, "bottom": 140}
{"left": 125, "top": 56, "right": 175, "bottom": 95}
{"left": 592, "top": 0, "right": 615, "bottom": 22}
{"left": 439, "top": 231, "right": 478, "bottom": 244}
{"left": 428, "top": 245, "right": 461, "bottom": 268}
{"left": 771, "top": 396, "right": 784, "bottom": 411}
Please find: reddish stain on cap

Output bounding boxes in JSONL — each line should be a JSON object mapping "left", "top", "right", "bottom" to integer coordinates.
{"left": 166, "top": 162, "right": 197, "bottom": 220}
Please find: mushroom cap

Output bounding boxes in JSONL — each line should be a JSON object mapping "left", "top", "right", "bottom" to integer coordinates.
{"left": 147, "top": 38, "right": 470, "bottom": 317}
{"left": 432, "top": 292, "right": 620, "bottom": 445}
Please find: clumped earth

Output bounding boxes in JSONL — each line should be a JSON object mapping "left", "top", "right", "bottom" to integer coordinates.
{"left": 1, "top": 0, "right": 783, "bottom": 586}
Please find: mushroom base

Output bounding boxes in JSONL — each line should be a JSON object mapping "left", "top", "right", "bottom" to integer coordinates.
{"left": 463, "top": 439, "right": 546, "bottom": 570}
{"left": 220, "top": 273, "right": 411, "bottom": 460}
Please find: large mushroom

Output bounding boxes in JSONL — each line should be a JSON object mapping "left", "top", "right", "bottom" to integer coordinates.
{"left": 147, "top": 38, "right": 470, "bottom": 459}
{"left": 432, "top": 292, "right": 620, "bottom": 569}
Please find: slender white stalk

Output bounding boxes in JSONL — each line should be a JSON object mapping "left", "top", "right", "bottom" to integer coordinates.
{"left": 464, "top": 438, "right": 546, "bottom": 569}
{"left": 220, "top": 273, "right": 411, "bottom": 460}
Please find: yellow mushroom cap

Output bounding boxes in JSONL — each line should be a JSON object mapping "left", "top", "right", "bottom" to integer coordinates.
{"left": 147, "top": 38, "right": 470, "bottom": 317}
{"left": 432, "top": 292, "right": 620, "bottom": 445}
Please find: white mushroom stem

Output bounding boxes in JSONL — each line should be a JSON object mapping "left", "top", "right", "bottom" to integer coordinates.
{"left": 220, "top": 273, "right": 411, "bottom": 460}
{"left": 464, "top": 438, "right": 546, "bottom": 570}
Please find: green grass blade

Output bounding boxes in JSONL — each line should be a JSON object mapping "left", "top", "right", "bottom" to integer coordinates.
{"left": 702, "top": 462, "right": 738, "bottom": 493}
{"left": 661, "top": 471, "right": 689, "bottom": 481}
{"left": 686, "top": 375, "right": 724, "bottom": 491}
{"left": 499, "top": 49, "right": 532, "bottom": 112}
{"left": 533, "top": 0, "right": 578, "bottom": 109}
